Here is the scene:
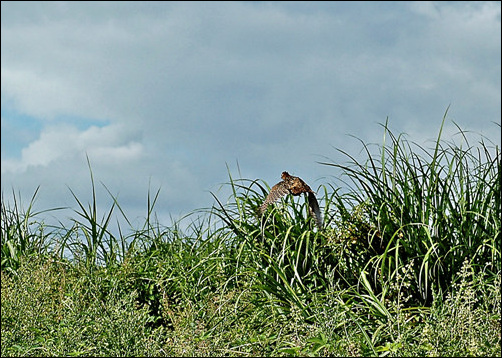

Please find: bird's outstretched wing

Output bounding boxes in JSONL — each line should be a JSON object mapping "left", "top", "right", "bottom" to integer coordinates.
{"left": 259, "top": 181, "right": 290, "bottom": 214}
{"left": 307, "top": 192, "right": 323, "bottom": 229}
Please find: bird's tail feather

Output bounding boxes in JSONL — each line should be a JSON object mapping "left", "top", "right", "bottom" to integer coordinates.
{"left": 307, "top": 192, "right": 323, "bottom": 230}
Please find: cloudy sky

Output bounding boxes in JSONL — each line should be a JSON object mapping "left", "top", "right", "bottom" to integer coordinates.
{"left": 1, "top": 1, "right": 501, "bottom": 232}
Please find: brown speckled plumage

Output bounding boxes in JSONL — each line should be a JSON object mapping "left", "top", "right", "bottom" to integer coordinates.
{"left": 259, "top": 171, "right": 323, "bottom": 229}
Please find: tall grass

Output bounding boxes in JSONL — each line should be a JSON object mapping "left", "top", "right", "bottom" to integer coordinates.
{"left": 1, "top": 118, "right": 500, "bottom": 356}
{"left": 320, "top": 115, "right": 500, "bottom": 303}
{"left": 1, "top": 187, "right": 66, "bottom": 275}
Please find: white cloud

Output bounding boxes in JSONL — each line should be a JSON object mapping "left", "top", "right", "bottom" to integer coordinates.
{"left": 1, "top": 123, "right": 143, "bottom": 174}
{"left": 1, "top": 68, "right": 85, "bottom": 120}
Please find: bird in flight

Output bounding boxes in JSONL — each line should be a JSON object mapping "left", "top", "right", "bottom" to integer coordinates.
{"left": 259, "top": 171, "right": 323, "bottom": 229}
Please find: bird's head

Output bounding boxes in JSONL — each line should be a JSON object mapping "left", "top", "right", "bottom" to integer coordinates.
{"left": 281, "top": 171, "right": 291, "bottom": 180}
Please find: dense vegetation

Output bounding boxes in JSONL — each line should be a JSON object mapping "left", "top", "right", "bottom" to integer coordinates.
{"left": 2, "top": 118, "right": 500, "bottom": 356}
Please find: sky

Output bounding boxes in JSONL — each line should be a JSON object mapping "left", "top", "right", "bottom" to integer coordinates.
{"left": 1, "top": 1, "right": 501, "bottom": 233}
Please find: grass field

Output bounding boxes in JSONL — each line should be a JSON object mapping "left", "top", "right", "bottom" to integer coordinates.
{"left": 2, "top": 118, "right": 500, "bottom": 356}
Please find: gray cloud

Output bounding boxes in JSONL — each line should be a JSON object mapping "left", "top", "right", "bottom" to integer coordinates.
{"left": 1, "top": 2, "right": 500, "bottom": 231}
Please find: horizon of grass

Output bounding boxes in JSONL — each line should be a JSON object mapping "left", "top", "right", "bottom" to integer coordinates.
{"left": 1, "top": 117, "right": 500, "bottom": 357}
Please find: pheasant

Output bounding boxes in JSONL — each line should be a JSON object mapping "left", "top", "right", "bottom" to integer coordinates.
{"left": 259, "top": 171, "right": 323, "bottom": 229}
